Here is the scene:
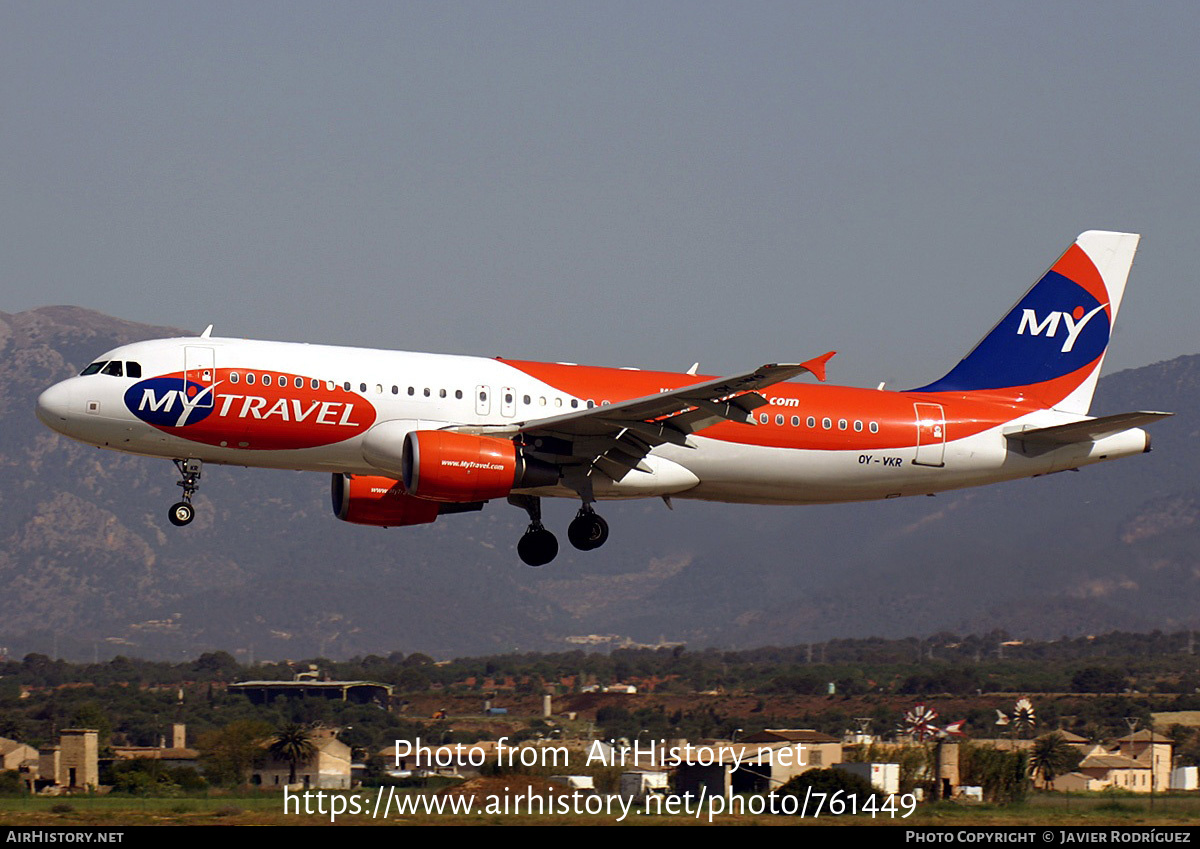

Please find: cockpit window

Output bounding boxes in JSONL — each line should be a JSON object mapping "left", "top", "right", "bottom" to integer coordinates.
{"left": 80, "top": 362, "right": 106, "bottom": 376}
{"left": 126, "top": 361, "right": 142, "bottom": 378}
{"left": 101, "top": 361, "right": 124, "bottom": 377}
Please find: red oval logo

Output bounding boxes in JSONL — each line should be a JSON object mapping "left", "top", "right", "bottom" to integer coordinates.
{"left": 139, "top": 369, "right": 377, "bottom": 450}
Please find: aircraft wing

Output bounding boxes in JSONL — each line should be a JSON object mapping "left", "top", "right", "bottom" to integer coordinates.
{"left": 455, "top": 352, "right": 835, "bottom": 481}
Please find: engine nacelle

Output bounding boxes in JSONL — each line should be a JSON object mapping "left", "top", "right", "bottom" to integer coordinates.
{"left": 402, "top": 430, "right": 558, "bottom": 502}
{"left": 330, "top": 474, "right": 440, "bottom": 527}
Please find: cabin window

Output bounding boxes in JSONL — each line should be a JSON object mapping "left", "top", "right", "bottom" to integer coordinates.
{"left": 505, "top": 392, "right": 514, "bottom": 404}
{"left": 360, "top": 383, "right": 368, "bottom": 393}
{"left": 571, "top": 399, "right": 579, "bottom": 408}
{"left": 838, "top": 419, "right": 847, "bottom": 430}
{"left": 230, "top": 372, "right": 240, "bottom": 384}
{"left": 555, "top": 397, "right": 563, "bottom": 407}
{"left": 822, "top": 417, "right": 831, "bottom": 429}
{"left": 391, "top": 385, "right": 398, "bottom": 394}
{"left": 312, "top": 379, "right": 321, "bottom": 390}
{"left": 775, "top": 414, "right": 784, "bottom": 425}
{"left": 760, "top": 413, "right": 769, "bottom": 424}
{"left": 539, "top": 396, "right": 547, "bottom": 406}
{"left": 854, "top": 420, "right": 863, "bottom": 432}
{"left": 791, "top": 416, "right": 800, "bottom": 427}
{"left": 455, "top": 390, "right": 463, "bottom": 400}
{"left": 423, "top": 387, "right": 431, "bottom": 397}
{"left": 587, "top": 400, "right": 595, "bottom": 409}
{"left": 440, "top": 389, "right": 447, "bottom": 398}
{"left": 807, "top": 416, "right": 815, "bottom": 428}
{"left": 523, "top": 395, "right": 531, "bottom": 405}
{"left": 869, "top": 422, "right": 879, "bottom": 433}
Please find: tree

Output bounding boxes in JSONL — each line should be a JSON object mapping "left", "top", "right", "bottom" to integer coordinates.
{"left": 1030, "top": 733, "right": 1082, "bottom": 789}
{"left": 192, "top": 651, "right": 241, "bottom": 680}
{"left": 197, "top": 720, "right": 273, "bottom": 787}
{"left": 777, "top": 768, "right": 881, "bottom": 815}
{"left": 1071, "top": 666, "right": 1126, "bottom": 694}
{"left": 268, "top": 724, "right": 317, "bottom": 786}
{"left": 960, "top": 743, "right": 1030, "bottom": 804}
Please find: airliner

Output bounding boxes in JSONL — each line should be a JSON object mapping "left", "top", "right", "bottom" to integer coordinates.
{"left": 36, "top": 231, "right": 1169, "bottom": 566}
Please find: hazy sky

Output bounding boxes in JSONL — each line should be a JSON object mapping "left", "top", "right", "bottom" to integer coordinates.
{"left": 4, "top": 1, "right": 1198, "bottom": 391}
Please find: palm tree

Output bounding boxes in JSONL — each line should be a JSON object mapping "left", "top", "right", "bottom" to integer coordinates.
{"left": 268, "top": 724, "right": 317, "bottom": 786}
{"left": 1030, "top": 732, "right": 1078, "bottom": 790}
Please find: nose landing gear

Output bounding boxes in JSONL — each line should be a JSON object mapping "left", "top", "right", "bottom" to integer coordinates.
{"left": 168, "top": 459, "right": 202, "bottom": 527}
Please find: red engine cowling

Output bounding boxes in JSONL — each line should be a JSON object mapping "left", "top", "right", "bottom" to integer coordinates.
{"left": 402, "top": 430, "right": 557, "bottom": 502}
{"left": 330, "top": 474, "right": 441, "bottom": 527}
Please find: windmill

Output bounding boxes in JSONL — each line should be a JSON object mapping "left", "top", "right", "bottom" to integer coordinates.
{"left": 902, "top": 704, "right": 940, "bottom": 741}
{"left": 1012, "top": 698, "right": 1036, "bottom": 737}
{"left": 938, "top": 719, "right": 967, "bottom": 738}
{"left": 995, "top": 697, "right": 1036, "bottom": 738}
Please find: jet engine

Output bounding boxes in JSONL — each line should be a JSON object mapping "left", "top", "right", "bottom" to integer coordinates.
{"left": 330, "top": 474, "right": 441, "bottom": 527}
{"left": 402, "top": 430, "right": 558, "bottom": 502}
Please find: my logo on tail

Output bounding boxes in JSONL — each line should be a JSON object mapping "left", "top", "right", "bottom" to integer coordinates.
{"left": 1016, "top": 303, "right": 1108, "bottom": 353}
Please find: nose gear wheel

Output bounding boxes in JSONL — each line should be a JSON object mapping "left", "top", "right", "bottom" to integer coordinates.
{"left": 168, "top": 459, "right": 203, "bottom": 527}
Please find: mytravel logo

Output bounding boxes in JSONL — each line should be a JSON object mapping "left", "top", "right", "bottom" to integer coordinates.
{"left": 123, "top": 370, "right": 377, "bottom": 450}
{"left": 1016, "top": 303, "right": 1108, "bottom": 354}
{"left": 124, "top": 378, "right": 217, "bottom": 427}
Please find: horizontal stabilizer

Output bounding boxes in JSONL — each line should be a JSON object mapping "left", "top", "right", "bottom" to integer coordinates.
{"left": 1007, "top": 411, "right": 1172, "bottom": 446}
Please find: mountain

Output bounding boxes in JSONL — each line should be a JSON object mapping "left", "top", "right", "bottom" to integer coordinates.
{"left": 2, "top": 306, "right": 1197, "bottom": 661}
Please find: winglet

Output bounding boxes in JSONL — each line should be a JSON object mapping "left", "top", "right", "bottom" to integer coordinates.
{"left": 801, "top": 351, "right": 836, "bottom": 383}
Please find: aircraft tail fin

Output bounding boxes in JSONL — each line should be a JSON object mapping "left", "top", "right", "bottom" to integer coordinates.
{"left": 911, "top": 231, "right": 1140, "bottom": 415}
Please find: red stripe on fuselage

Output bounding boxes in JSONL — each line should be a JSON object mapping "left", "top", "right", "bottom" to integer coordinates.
{"left": 500, "top": 360, "right": 1038, "bottom": 450}
{"left": 141, "top": 369, "right": 377, "bottom": 449}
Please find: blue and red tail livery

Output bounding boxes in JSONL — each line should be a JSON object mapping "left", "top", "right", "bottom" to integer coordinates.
{"left": 37, "top": 230, "right": 1168, "bottom": 566}
{"left": 911, "top": 231, "right": 1138, "bottom": 414}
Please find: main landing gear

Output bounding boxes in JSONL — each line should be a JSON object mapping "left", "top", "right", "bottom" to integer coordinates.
{"left": 568, "top": 505, "right": 608, "bottom": 551}
{"left": 168, "top": 458, "right": 202, "bottom": 527}
{"left": 509, "top": 495, "right": 609, "bottom": 566}
{"left": 510, "top": 495, "right": 557, "bottom": 567}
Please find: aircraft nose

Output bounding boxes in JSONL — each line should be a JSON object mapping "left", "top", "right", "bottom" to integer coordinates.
{"left": 36, "top": 381, "right": 74, "bottom": 431}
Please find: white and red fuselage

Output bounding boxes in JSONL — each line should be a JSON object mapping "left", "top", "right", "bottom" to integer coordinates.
{"left": 34, "top": 336, "right": 1149, "bottom": 501}
{"left": 36, "top": 231, "right": 1166, "bottom": 563}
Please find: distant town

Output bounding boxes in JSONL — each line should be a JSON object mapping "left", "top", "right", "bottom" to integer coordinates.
{"left": 3, "top": 629, "right": 1199, "bottom": 806}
